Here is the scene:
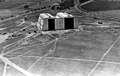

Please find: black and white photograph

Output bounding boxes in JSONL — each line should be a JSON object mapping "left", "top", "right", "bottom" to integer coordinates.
{"left": 0, "top": 0, "right": 120, "bottom": 76}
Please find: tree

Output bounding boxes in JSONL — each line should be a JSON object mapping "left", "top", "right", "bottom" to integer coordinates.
{"left": 24, "top": 5, "right": 29, "bottom": 9}
{"left": 59, "top": 0, "right": 75, "bottom": 10}
{"left": 51, "top": 6, "right": 55, "bottom": 10}
{"left": 38, "top": 1, "right": 41, "bottom": 4}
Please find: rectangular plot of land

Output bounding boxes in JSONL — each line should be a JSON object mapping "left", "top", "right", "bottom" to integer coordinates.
{"left": 51, "top": 31, "right": 119, "bottom": 61}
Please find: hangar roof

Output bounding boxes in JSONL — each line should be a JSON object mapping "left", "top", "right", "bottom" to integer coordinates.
{"left": 39, "top": 13, "right": 54, "bottom": 19}
{"left": 39, "top": 12, "right": 74, "bottom": 19}
{"left": 56, "top": 12, "right": 73, "bottom": 18}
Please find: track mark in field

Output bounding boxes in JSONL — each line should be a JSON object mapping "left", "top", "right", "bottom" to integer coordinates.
{"left": 3, "top": 63, "right": 7, "bottom": 76}
{"left": 87, "top": 35, "right": 120, "bottom": 76}
{"left": 27, "top": 38, "right": 58, "bottom": 71}
{"left": 0, "top": 55, "right": 34, "bottom": 76}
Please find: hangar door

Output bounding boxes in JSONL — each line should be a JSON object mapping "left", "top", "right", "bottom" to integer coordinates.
{"left": 48, "top": 19, "right": 55, "bottom": 30}
{"left": 64, "top": 18, "right": 74, "bottom": 29}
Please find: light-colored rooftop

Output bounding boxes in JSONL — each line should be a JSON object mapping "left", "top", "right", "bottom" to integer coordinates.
{"left": 39, "top": 13, "right": 54, "bottom": 19}
{"left": 55, "top": 15, "right": 61, "bottom": 18}
{"left": 56, "top": 12, "right": 73, "bottom": 18}
{"left": 39, "top": 13, "right": 49, "bottom": 19}
{"left": 46, "top": 13, "right": 54, "bottom": 18}
{"left": 39, "top": 12, "right": 74, "bottom": 19}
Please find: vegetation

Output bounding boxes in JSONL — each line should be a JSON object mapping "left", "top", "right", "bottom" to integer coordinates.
{"left": 51, "top": 0, "right": 75, "bottom": 10}
{"left": 81, "top": 0, "right": 120, "bottom": 11}
{"left": 79, "top": 0, "right": 89, "bottom": 3}
{"left": 59, "top": 0, "right": 75, "bottom": 10}
{"left": 0, "top": 2, "right": 25, "bottom": 9}
{"left": 24, "top": 5, "right": 29, "bottom": 9}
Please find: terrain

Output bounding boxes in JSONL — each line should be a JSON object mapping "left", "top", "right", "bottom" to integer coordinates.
{"left": 0, "top": 0, "right": 120, "bottom": 76}
{"left": 80, "top": 0, "right": 120, "bottom": 19}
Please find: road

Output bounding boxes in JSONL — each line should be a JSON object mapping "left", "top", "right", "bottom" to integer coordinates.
{"left": 80, "top": 0, "right": 94, "bottom": 6}
{"left": 75, "top": 0, "right": 120, "bottom": 22}
{"left": 74, "top": 0, "right": 95, "bottom": 15}
{"left": 0, "top": 0, "right": 52, "bottom": 23}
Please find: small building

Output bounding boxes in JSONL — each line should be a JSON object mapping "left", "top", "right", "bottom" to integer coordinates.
{"left": 37, "top": 12, "right": 79, "bottom": 31}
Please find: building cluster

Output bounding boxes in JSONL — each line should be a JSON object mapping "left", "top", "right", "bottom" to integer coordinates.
{"left": 37, "top": 12, "right": 79, "bottom": 31}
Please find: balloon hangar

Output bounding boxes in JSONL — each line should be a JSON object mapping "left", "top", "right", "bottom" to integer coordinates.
{"left": 37, "top": 12, "right": 79, "bottom": 31}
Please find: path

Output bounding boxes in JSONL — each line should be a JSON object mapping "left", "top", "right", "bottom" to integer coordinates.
{"left": 87, "top": 35, "right": 120, "bottom": 76}
{"left": 80, "top": 0, "right": 94, "bottom": 6}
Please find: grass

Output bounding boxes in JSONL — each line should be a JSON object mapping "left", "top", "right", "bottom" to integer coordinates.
{"left": 0, "top": 2, "right": 26, "bottom": 9}
{"left": 81, "top": 1, "right": 120, "bottom": 11}
{"left": 51, "top": 31, "right": 118, "bottom": 61}
{"left": 25, "top": 8, "right": 61, "bottom": 22}
{"left": 1, "top": 16, "right": 120, "bottom": 76}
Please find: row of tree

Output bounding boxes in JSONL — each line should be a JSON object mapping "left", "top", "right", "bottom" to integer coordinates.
{"left": 59, "top": 0, "right": 75, "bottom": 10}
{"left": 51, "top": 0, "right": 75, "bottom": 10}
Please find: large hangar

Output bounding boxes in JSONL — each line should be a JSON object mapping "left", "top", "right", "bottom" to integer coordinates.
{"left": 37, "top": 12, "right": 79, "bottom": 31}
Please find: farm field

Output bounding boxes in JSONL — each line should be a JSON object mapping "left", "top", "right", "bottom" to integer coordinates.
{"left": 1, "top": 11, "right": 120, "bottom": 76}
{"left": 1, "top": 27, "right": 120, "bottom": 76}
{"left": 0, "top": 2, "right": 26, "bottom": 9}
{"left": 81, "top": 0, "right": 120, "bottom": 11}
{"left": 80, "top": 0, "right": 120, "bottom": 19}
{"left": 1, "top": 0, "right": 120, "bottom": 76}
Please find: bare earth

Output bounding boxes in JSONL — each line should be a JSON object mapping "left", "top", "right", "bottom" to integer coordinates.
{"left": 0, "top": 0, "right": 120, "bottom": 76}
